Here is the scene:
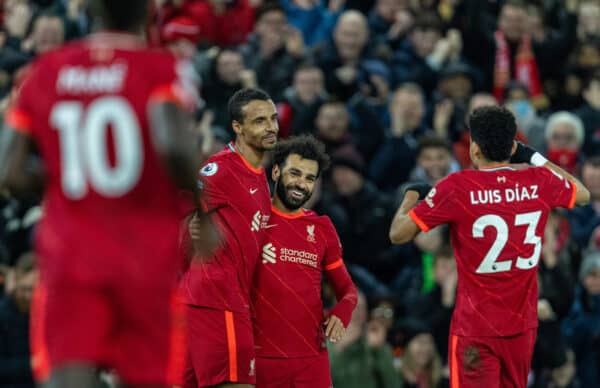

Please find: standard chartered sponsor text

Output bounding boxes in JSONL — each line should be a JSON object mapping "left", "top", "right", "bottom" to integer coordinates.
{"left": 279, "top": 247, "right": 318, "bottom": 268}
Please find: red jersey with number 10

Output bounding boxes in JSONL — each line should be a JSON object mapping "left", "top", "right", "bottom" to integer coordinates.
{"left": 410, "top": 165, "right": 576, "bottom": 337}
{"left": 5, "top": 32, "right": 196, "bottom": 284}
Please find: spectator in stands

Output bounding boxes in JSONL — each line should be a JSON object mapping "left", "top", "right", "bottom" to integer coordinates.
{"left": 156, "top": 0, "right": 255, "bottom": 47}
{"left": 575, "top": 70, "right": 600, "bottom": 158}
{"left": 278, "top": 63, "right": 327, "bottom": 138}
{"left": 0, "top": 251, "right": 36, "bottom": 388}
{"left": 315, "top": 99, "right": 370, "bottom": 159}
{"left": 534, "top": 210, "right": 577, "bottom": 381}
{"left": 369, "top": 83, "right": 430, "bottom": 192}
{"left": 320, "top": 147, "right": 398, "bottom": 293}
{"left": 239, "top": 2, "right": 305, "bottom": 102}
{"left": 368, "top": 0, "right": 412, "bottom": 50}
{"left": 503, "top": 81, "right": 547, "bottom": 151}
{"left": 577, "top": 0, "right": 600, "bottom": 41}
{"left": 394, "top": 319, "right": 443, "bottom": 388}
{"left": 569, "top": 157, "right": 600, "bottom": 250}
{"left": 543, "top": 111, "right": 585, "bottom": 174}
{"left": 463, "top": 0, "right": 579, "bottom": 108}
{"left": 46, "top": 0, "right": 90, "bottom": 40}
{"left": 533, "top": 347, "right": 580, "bottom": 388}
{"left": 201, "top": 49, "right": 256, "bottom": 139}
{"left": 391, "top": 12, "right": 449, "bottom": 94}
{"left": 23, "top": 12, "right": 65, "bottom": 57}
{"left": 329, "top": 290, "right": 400, "bottom": 388}
{"left": 404, "top": 245, "right": 456, "bottom": 364}
{"left": 430, "top": 61, "right": 478, "bottom": 142}
{"left": 281, "top": 0, "right": 345, "bottom": 46}
{"left": 562, "top": 250, "right": 600, "bottom": 387}
{"left": 408, "top": 136, "right": 460, "bottom": 187}
{"left": 312, "top": 10, "right": 382, "bottom": 101}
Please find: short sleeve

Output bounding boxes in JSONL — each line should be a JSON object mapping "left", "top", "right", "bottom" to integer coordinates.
{"left": 197, "top": 160, "right": 229, "bottom": 212}
{"left": 148, "top": 56, "right": 199, "bottom": 111}
{"left": 409, "top": 175, "right": 458, "bottom": 232}
{"left": 536, "top": 167, "right": 577, "bottom": 209}
{"left": 322, "top": 217, "right": 344, "bottom": 271}
{"left": 4, "top": 63, "right": 39, "bottom": 136}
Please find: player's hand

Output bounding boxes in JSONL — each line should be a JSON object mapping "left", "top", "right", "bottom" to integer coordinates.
{"left": 188, "top": 212, "right": 221, "bottom": 258}
{"left": 401, "top": 182, "right": 432, "bottom": 200}
{"left": 324, "top": 314, "right": 346, "bottom": 343}
{"left": 510, "top": 141, "right": 537, "bottom": 164}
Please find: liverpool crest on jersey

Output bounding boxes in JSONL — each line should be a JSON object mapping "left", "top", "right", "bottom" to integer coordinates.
{"left": 306, "top": 224, "right": 316, "bottom": 243}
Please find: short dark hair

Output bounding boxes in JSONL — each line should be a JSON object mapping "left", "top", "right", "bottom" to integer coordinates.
{"left": 97, "top": 0, "right": 149, "bottom": 31}
{"left": 412, "top": 12, "right": 443, "bottom": 34}
{"left": 583, "top": 156, "right": 600, "bottom": 168}
{"left": 469, "top": 106, "right": 517, "bottom": 162}
{"left": 272, "top": 135, "right": 331, "bottom": 176}
{"left": 255, "top": 2, "right": 285, "bottom": 22}
{"left": 502, "top": 0, "right": 528, "bottom": 11}
{"left": 228, "top": 88, "right": 271, "bottom": 123}
{"left": 417, "top": 136, "right": 452, "bottom": 158}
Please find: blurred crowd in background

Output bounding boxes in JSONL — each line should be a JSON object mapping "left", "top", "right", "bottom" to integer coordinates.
{"left": 0, "top": 0, "right": 599, "bottom": 387}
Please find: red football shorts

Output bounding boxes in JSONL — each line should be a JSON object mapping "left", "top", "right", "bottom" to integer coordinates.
{"left": 449, "top": 329, "right": 537, "bottom": 388}
{"left": 256, "top": 352, "right": 332, "bottom": 388}
{"left": 181, "top": 306, "right": 256, "bottom": 387}
{"left": 30, "top": 279, "right": 185, "bottom": 386}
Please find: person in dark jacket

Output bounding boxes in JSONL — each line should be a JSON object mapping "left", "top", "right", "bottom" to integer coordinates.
{"left": 368, "top": 83, "right": 431, "bottom": 192}
{"left": 561, "top": 250, "right": 600, "bottom": 388}
{"left": 0, "top": 252, "right": 36, "bottom": 388}
{"left": 574, "top": 70, "right": 600, "bottom": 158}
{"left": 238, "top": 3, "right": 305, "bottom": 102}
{"left": 568, "top": 157, "right": 600, "bottom": 249}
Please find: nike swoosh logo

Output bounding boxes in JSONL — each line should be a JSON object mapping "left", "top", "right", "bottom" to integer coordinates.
{"left": 250, "top": 188, "right": 258, "bottom": 194}
{"left": 264, "top": 224, "right": 278, "bottom": 229}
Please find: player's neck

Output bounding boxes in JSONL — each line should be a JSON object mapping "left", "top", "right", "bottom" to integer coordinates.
{"left": 234, "top": 141, "right": 264, "bottom": 169}
{"left": 272, "top": 197, "right": 303, "bottom": 216}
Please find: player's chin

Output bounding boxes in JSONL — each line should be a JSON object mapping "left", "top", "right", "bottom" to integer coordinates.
{"left": 261, "top": 134, "right": 278, "bottom": 149}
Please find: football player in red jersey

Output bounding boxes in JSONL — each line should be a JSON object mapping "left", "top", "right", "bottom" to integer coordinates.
{"left": 252, "top": 135, "right": 357, "bottom": 388}
{"left": 181, "top": 88, "right": 278, "bottom": 388}
{"left": 389, "top": 106, "right": 590, "bottom": 388}
{"left": 0, "top": 0, "right": 217, "bottom": 387}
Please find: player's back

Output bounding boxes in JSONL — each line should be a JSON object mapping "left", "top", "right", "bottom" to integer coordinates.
{"left": 412, "top": 165, "right": 576, "bottom": 337}
{"left": 8, "top": 33, "right": 191, "bottom": 281}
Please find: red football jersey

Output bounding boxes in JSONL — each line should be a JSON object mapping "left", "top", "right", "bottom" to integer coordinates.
{"left": 179, "top": 143, "right": 272, "bottom": 313}
{"left": 253, "top": 207, "right": 357, "bottom": 358}
{"left": 410, "top": 165, "right": 576, "bottom": 337}
{"left": 5, "top": 32, "right": 196, "bottom": 284}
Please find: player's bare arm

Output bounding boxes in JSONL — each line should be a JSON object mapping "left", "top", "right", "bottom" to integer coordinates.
{"left": 389, "top": 182, "right": 431, "bottom": 244}
{"left": 187, "top": 210, "right": 221, "bottom": 257}
{"left": 511, "top": 141, "right": 590, "bottom": 206}
{"left": 0, "top": 127, "right": 44, "bottom": 196}
{"left": 148, "top": 101, "right": 199, "bottom": 192}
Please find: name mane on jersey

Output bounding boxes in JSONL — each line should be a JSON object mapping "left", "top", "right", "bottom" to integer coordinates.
{"left": 469, "top": 184, "right": 539, "bottom": 205}
{"left": 57, "top": 64, "right": 127, "bottom": 94}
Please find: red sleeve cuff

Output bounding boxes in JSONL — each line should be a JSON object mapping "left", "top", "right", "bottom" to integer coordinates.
{"left": 148, "top": 83, "right": 195, "bottom": 111}
{"left": 5, "top": 107, "right": 32, "bottom": 134}
{"left": 409, "top": 209, "right": 430, "bottom": 232}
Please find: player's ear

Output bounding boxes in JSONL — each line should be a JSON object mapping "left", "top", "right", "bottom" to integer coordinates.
{"left": 511, "top": 140, "right": 517, "bottom": 155}
{"left": 232, "top": 120, "right": 242, "bottom": 136}
{"left": 272, "top": 164, "right": 280, "bottom": 181}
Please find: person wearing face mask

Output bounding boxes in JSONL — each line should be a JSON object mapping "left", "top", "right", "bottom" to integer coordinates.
{"left": 504, "top": 81, "right": 547, "bottom": 152}
{"left": 543, "top": 112, "right": 585, "bottom": 174}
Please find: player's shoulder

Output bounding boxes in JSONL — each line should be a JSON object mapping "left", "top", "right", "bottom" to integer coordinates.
{"left": 199, "top": 148, "right": 237, "bottom": 178}
{"left": 305, "top": 211, "right": 337, "bottom": 232}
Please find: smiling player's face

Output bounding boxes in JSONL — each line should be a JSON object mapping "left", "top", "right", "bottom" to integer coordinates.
{"left": 234, "top": 99, "right": 279, "bottom": 152}
{"left": 273, "top": 154, "right": 319, "bottom": 210}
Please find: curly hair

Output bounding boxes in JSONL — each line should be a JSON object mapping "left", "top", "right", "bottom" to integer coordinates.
{"left": 271, "top": 135, "right": 330, "bottom": 177}
{"left": 468, "top": 106, "right": 517, "bottom": 163}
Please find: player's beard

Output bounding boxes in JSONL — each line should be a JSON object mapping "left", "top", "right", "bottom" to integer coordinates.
{"left": 275, "top": 179, "right": 311, "bottom": 210}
